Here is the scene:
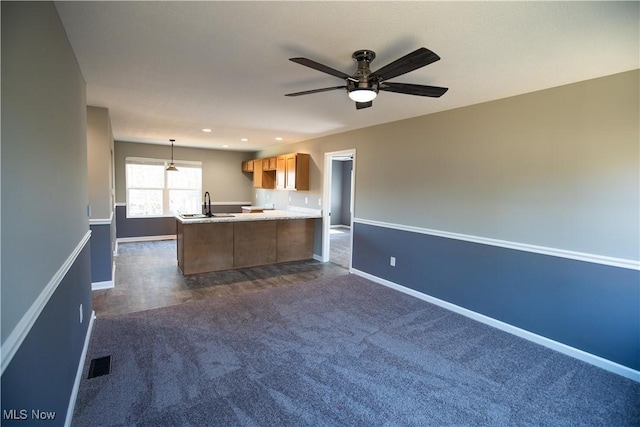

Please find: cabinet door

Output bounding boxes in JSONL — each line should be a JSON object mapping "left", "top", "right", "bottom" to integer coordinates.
{"left": 262, "top": 157, "right": 277, "bottom": 171}
{"left": 253, "top": 157, "right": 263, "bottom": 188}
{"left": 285, "top": 154, "right": 297, "bottom": 190}
{"left": 180, "top": 222, "right": 234, "bottom": 274}
{"left": 234, "top": 221, "right": 277, "bottom": 268}
{"left": 241, "top": 160, "right": 254, "bottom": 172}
{"left": 283, "top": 153, "right": 310, "bottom": 191}
{"left": 295, "top": 154, "right": 310, "bottom": 190}
{"left": 276, "top": 155, "right": 286, "bottom": 189}
{"left": 276, "top": 219, "right": 314, "bottom": 262}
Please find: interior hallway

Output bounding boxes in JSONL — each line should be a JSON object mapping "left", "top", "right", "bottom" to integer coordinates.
{"left": 329, "top": 227, "right": 351, "bottom": 269}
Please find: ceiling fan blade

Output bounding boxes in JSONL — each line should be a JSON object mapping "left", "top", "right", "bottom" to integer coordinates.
{"left": 289, "top": 57, "right": 352, "bottom": 80}
{"left": 285, "top": 86, "right": 347, "bottom": 97}
{"left": 356, "top": 101, "right": 373, "bottom": 110}
{"left": 370, "top": 48, "right": 440, "bottom": 82}
{"left": 380, "top": 82, "right": 448, "bottom": 97}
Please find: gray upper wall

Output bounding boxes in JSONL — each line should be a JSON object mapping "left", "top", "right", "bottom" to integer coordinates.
{"left": 257, "top": 70, "right": 639, "bottom": 261}
{"left": 114, "top": 141, "right": 254, "bottom": 205}
{"left": 1, "top": 2, "right": 89, "bottom": 342}
{"left": 87, "top": 106, "right": 115, "bottom": 220}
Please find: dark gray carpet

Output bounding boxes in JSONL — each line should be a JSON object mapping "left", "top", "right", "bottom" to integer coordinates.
{"left": 73, "top": 274, "right": 640, "bottom": 426}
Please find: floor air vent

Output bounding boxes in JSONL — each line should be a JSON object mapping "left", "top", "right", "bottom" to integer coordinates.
{"left": 88, "top": 356, "right": 112, "bottom": 379}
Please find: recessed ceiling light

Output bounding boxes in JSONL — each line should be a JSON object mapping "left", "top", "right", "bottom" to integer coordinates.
{"left": 275, "top": 137, "right": 283, "bottom": 141}
{"left": 202, "top": 128, "right": 212, "bottom": 133}
{"left": 240, "top": 138, "right": 248, "bottom": 142}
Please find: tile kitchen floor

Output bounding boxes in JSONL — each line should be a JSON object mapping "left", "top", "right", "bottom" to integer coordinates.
{"left": 93, "top": 239, "right": 348, "bottom": 317}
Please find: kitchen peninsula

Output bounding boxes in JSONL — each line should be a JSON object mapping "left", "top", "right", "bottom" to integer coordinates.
{"left": 176, "top": 210, "right": 320, "bottom": 275}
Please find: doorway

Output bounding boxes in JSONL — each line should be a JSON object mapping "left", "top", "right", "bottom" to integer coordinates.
{"left": 322, "top": 149, "right": 355, "bottom": 268}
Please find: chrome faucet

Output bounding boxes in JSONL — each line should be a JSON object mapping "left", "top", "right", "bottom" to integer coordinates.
{"left": 204, "top": 192, "right": 212, "bottom": 217}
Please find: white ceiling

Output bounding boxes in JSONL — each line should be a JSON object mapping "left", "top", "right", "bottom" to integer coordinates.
{"left": 54, "top": 1, "right": 639, "bottom": 152}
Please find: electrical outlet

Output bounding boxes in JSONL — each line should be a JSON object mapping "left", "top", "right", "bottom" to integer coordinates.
{"left": 318, "top": 198, "right": 322, "bottom": 206}
{"left": 390, "top": 257, "right": 396, "bottom": 267}
{"left": 79, "top": 304, "right": 83, "bottom": 323}
{"left": 305, "top": 197, "right": 308, "bottom": 204}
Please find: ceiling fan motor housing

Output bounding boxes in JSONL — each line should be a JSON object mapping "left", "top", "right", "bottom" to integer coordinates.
{"left": 348, "top": 50, "right": 379, "bottom": 102}
{"left": 347, "top": 80, "right": 378, "bottom": 92}
{"left": 351, "top": 50, "right": 377, "bottom": 91}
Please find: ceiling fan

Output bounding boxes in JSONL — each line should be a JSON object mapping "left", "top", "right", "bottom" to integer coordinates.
{"left": 285, "top": 47, "right": 448, "bottom": 109}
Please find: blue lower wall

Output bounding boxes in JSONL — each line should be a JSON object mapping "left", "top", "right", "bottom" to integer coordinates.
{"left": 352, "top": 222, "right": 640, "bottom": 371}
{"left": 115, "top": 205, "right": 176, "bottom": 238}
{"left": 116, "top": 204, "right": 247, "bottom": 238}
{"left": 89, "top": 224, "right": 113, "bottom": 283}
{"left": 1, "top": 242, "right": 93, "bottom": 426}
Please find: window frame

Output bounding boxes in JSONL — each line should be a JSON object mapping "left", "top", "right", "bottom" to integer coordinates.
{"left": 125, "top": 156, "right": 202, "bottom": 218}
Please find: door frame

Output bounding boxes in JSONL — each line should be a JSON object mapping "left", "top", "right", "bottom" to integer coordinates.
{"left": 322, "top": 149, "right": 356, "bottom": 266}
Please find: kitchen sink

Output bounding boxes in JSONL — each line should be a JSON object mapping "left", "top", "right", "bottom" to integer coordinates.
{"left": 181, "top": 213, "right": 235, "bottom": 218}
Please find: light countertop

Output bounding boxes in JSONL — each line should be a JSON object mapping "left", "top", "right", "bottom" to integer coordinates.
{"left": 176, "top": 209, "right": 321, "bottom": 224}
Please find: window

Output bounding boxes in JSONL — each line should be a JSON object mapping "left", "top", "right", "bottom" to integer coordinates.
{"left": 126, "top": 157, "right": 202, "bottom": 217}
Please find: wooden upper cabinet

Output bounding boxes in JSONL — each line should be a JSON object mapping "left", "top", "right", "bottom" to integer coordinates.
{"left": 283, "top": 153, "right": 310, "bottom": 191}
{"left": 253, "top": 157, "right": 275, "bottom": 189}
{"left": 276, "top": 155, "right": 286, "bottom": 189}
{"left": 252, "top": 158, "right": 263, "bottom": 188}
{"left": 241, "top": 160, "right": 254, "bottom": 172}
{"left": 263, "top": 157, "right": 277, "bottom": 171}
{"left": 285, "top": 155, "right": 297, "bottom": 190}
{"left": 245, "top": 153, "right": 308, "bottom": 191}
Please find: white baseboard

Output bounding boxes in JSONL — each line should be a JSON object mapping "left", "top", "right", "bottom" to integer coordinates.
{"left": 116, "top": 234, "right": 176, "bottom": 244}
{"left": 351, "top": 268, "right": 640, "bottom": 383}
{"left": 330, "top": 224, "right": 351, "bottom": 230}
{"left": 91, "top": 264, "right": 116, "bottom": 291}
{"left": 65, "top": 310, "right": 95, "bottom": 427}
{"left": 91, "top": 281, "right": 114, "bottom": 291}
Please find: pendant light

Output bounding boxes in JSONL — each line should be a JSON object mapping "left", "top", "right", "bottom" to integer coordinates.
{"left": 167, "top": 139, "right": 178, "bottom": 171}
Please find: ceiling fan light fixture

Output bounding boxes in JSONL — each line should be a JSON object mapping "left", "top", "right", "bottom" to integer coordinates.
{"left": 348, "top": 88, "right": 378, "bottom": 103}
